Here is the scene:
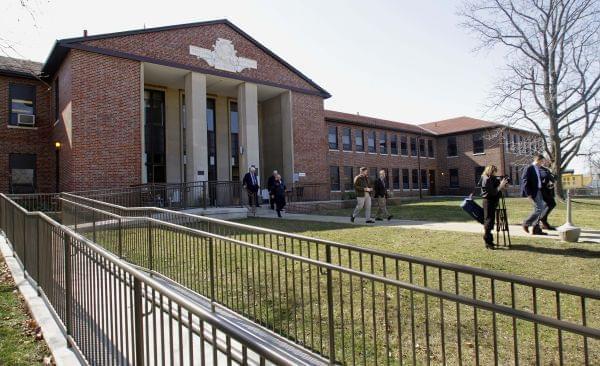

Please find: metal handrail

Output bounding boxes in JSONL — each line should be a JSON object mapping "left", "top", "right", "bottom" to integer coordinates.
{"left": 58, "top": 197, "right": 600, "bottom": 340}
{"left": 0, "top": 194, "right": 303, "bottom": 366}
{"left": 61, "top": 192, "right": 600, "bottom": 299}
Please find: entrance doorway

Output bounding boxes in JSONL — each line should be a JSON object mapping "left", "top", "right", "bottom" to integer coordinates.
{"left": 429, "top": 170, "right": 436, "bottom": 195}
{"left": 9, "top": 153, "right": 36, "bottom": 193}
{"left": 144, "top": 89, "right": 166, "bottom": 183}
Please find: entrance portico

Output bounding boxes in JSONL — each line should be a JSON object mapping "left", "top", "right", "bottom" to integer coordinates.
{"left": 141, "top": 62, "right": 294, "bottom": 187}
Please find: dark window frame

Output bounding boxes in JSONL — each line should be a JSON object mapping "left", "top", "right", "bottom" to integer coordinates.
{"left": 419, "top": 138, "right": 426, "bottom": 157}
{"left": 392, "top": 168, "right": 400, "bottom": 189}
{"left": 473, "top": 132, "right": 485, "bottom": 154}
{"left": 400, "top": 136, "right": 408, "bottom": 156}
{"left": 368, "top": 131, "right": 376, "bottom": 153}
{"left": 355, "top": 129, "right": 364, "bottom": 152}
{"left": 402, "top": 168, "right": 410, "bottom": 189}
{"left": 410, "top": 137, "right": 417, "bottom": 157}
{"left": 411, "top": 169, "right": 419, "bottom": 188}
{"left": 449, "top": 169, "right": 459, "bottom": 188}
{"left": 330, "top": 165, "right": 340, "bottom": 191}
{"left": 328, "top": 126, "right": 338, "bottom": 150}
{"left": 379, "top": 132, "right": 388, "bottom": 154}
{"left": 8, "top": 83, "right": 36, "bottom": 126}
{"left": 343, "top": 166, "right": 354, "bottom": 191}
{"left": 427, "top": 139, "right": 434, "bottom": 158}
{"left": 447, "top": 136, "right": 458, "bottom": 157}
{"left": 342, "top": 127, "right": 352, "bottom": 151}
{"left": 421, "top": 169, "right": 429, "bottom": 189}
{"left": 390, "top": 134, "right": 398, "bottom": 155}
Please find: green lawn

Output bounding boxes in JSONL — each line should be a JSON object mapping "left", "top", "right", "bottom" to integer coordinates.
{"left": 84, "top": 216, "right": 599, "bottom": 366}
{"left": 0, "top": 256, "right": 51, "bottom": 365}
{"left": 314, "top": 196, "right": 600, "bottom": 229}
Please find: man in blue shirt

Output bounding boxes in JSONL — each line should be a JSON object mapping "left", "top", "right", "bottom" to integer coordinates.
{"left": 520, "top": 154, "right": 548, "bottom": 235}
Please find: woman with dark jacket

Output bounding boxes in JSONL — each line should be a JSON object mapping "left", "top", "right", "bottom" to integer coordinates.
{"left": 480, "top": 165, "right": 509, "bottom": 249}
{"left": 273, "top": 174, "right": 286, "bottom": 217}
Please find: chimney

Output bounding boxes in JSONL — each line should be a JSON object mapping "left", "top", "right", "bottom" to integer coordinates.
{"left": 83, "top": 29, "right": 88, "bottom": 37}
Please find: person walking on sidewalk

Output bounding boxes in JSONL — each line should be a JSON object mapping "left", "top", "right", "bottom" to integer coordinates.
{"left": 374, "top": 169, "right": 393, "bottom": 221}
{"left": 539, "top": 161, "right": 557, "bottom": 230}
{"left": 273, "top": 174, "right": 286, "bottom": 218}
{"left": 520, "top": 154, "right": 548, "bottom": 235}
{"left": 351, "top": 167, "right": 374, "bottom": 223}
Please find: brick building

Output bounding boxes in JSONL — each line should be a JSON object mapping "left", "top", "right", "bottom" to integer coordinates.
{"left": 0, "top": 19, "right": 540, "bottom": 197}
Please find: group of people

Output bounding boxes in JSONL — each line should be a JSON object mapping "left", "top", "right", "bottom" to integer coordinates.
{"left": 242, "top": 166, "right": 287, "bottom": 217}
{"left": 350, "top": 167, "right": 394, "bottom": 223}
{"left": 480, "top": 154, "right": 557, "bottom": 248}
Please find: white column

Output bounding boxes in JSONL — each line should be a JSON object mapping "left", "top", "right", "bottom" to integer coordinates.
{"left": 184, "top": 72, "right": 208, "bottom": 182}
{"left": 238, "top": 82, "right": 260, "bottom": 182}
{"left": 280, "top": 90, "right": 294, "bottom": 183}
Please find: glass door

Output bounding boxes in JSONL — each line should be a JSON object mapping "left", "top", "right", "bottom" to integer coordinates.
{"left": 144, "top": 89, "right": 166, "bottom": 183}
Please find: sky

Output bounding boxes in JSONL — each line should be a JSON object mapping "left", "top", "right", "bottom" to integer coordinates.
{"left": 0, "top": 0, "right": 593, "bottom": 172}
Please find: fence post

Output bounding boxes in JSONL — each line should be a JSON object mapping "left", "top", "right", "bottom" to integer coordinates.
{"left": 203, "top": 182, "right": 208, "bottom": 209}
{"left": 208, "top": 235, "right": 216, "bottom": 312}
{"left": 22, "top": 214, "right": 27, "bottom": 276}
{"left": 92, "top": 209, "right": 96, "bottom": 243}
{"left": 133, "top": 277, "right": 144, "bottom": 366}
{"left": 118, "top": 218, "right": 123, "bottom": 258}
{"left": 148, "top": 220, "right": 153, "bottom": 271}
{"left": 325, "top": 245, "right": 336, "bottom": 364}
{"left": 64, "top": 231, "right": 73, "bottom": 343}
{"left": 36, "top": 216, "right": 41, "bottom": 296}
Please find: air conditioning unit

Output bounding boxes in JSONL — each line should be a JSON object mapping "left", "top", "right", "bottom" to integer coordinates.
{"left": 17, "top": 114, "right": 36, "bottom": 127}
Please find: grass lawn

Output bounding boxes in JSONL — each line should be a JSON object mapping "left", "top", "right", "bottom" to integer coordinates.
{"left": 314, "top": 196, "right": 600, "bottom": 229}
{"left": 0, "top": 256, "right": 51, "bottom": 365}
{"left": 85, "top": 215, "right": 599, "bottom": 365}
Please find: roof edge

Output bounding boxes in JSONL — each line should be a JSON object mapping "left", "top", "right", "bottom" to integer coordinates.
{"left": 43, "top": 19, "right": 331, "bottom": 98}
{"left": 324, "top": 115, "right": 434, "bottom": 136}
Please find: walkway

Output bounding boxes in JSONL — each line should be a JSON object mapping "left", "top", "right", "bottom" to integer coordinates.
{"left": 255, "top": 208, "right": 600, "bottom": 244}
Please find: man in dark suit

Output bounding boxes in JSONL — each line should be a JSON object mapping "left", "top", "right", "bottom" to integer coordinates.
{"left": 374, "top": 169, "right": 393, "bottom": 221}
{"left": 539, "top": 162, "right": 557, "bottom": 230}
{"left": 243, "top": 165, "right": 260, "bottom": 207}
{"left": 520, "top": 154, "right": 548, "bottom": 235}
{"left": 267, "top": 170, "right": 278, "bottom": 210}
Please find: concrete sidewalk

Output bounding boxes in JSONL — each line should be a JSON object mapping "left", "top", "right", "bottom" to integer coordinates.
{"left": 255, "top": 208, "right": 600, "bottom": 244}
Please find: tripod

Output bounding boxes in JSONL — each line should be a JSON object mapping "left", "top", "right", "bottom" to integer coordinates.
{"left": 495, "top": 191, "right": 512, "bottom": 247}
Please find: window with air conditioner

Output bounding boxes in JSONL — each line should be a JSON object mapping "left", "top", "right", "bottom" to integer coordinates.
{"left": 9, "top": 84, "right": 36, "bottom": 127}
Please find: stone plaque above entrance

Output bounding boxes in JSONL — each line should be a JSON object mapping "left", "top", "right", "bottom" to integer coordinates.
{"left": 189, "top": 38, "right": 257, "bottom": 73}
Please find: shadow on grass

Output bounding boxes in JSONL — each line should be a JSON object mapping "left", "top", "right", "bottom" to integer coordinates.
{"left": 507, "top": 244, "right": 600, "bottom": 258}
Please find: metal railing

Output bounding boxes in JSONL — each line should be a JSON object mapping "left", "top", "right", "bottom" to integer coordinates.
{"left": 57, "top": 196, "right": 600, "bottom": 365}
{"left": 286, "top": 183, "right": 329, "bottom": 203}
{"left": 71, "top": 181, "right": 245, "bottom": 210}
{"left": 0, "top": 193, "right": 304, "bottom": 366}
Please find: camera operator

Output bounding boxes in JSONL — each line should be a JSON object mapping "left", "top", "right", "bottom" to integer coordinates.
{"left": 480, "top": 165, "right": 509, "bottom": 249}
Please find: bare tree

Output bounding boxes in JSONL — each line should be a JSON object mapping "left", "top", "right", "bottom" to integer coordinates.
{"left": 460, "top": 0, "right": 600, "bottom": 197}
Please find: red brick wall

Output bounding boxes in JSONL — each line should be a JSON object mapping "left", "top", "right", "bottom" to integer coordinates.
{"left": 65, "top": 49, "right": 142, "bottom": 191}
{"left": 81, "top": 23, "right": 321, "bottom": 95}
{"left": 325, "top": 121, "right": 438, "bottom": 198}
{"left": 0, "top": 74, "right": 54, "bottom": 193}
{"left": 291, "top": 93, "right": 328, "bottom": 199}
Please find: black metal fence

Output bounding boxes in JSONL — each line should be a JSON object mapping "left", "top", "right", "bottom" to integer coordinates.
{"left": 70, "top": 181, "right": 246, "bottom": 210}
{"left": 0, "top": 193, "right": 303, "bottom": 366}
{"left": 56, "top": 195, "right": 600, "bottom": 365}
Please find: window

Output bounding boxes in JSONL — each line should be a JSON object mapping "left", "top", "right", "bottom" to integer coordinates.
{"left": 515, "top": 165, "right": 520, "bottom": 183}
{"left": 392, "top": 168, "right": 400, "bottom": 189}
{"left": 400, "top": 136, "right": 408, "bottom": 155}
{"left": 369, "top": 167, "right": 378, "bottom": 182}
{"left": 402, "top": 169, "right": 410, "bottom": 189}
{"left": 9, "top": 153, "right": 36, "bottom": 194}
{"left": 343, "top": 166, "right": 354, "bottom": 191}
{"left": 421, "top": 169, "right": 429, "bottom": 189}
{"left": 9, "top": 83, "right": 36, "bottom": 126}
{"left": 54, "top": 78, "right": 59, "bottom": 121}
{"left": 447, "top": 136, "right": 458, "bottom": 157}
{"left": 505, "top": 132, "right": 510, "bottom": 152}
{"left": 328, "top": 126, "right": 338, "bottom": 150}
{"left": 390, "top": 134, "right": 398, "bottom": 155}
{"left": 382, "top": 168, "right": 390, "bottom": 188}
{"left": 449, "top": 169, "right": 459, "bottom": 188}
{"left": 512, "top": 134, "right": 518, "bottom": 152}
{"left": 427, "top": 140, "right": 434, "bottom": 158}
{"left": 410, "top": 137, "right": 417, "bottom": 156}
{"left": 207, "top": 98, "right": 217, "bottom": 181}
{"left": 473, "top": 132, "right": 484, "bottom": 154}
{"left": 509, "top": 166, "right": 513, "bottom": 182}
{"left": 519, "top": 135, "right": 524, "bottom": 154}
{"left": 379, "top": 132, "right": 387, "bottom": 154}
{"left": 330, "top": 166, "right": 340, "bottom": 191}
{"left": 411, "top": 169, "right": 419, "bottom": 188}
{"left": 419, "top": 138, "right": 426, "bottom": 157}
{"left": 230, "top": 101, "right": 240, "bottom": 181}
{"left": 355, "top": 129, "right": 364, "bottom": 152}
{"left": 475, "top": 166, "right": 485, "bottom": 186}
{"left": 342, "top": 127, "right": 352, "bottom": 151}
{"left": 368, "top": 131, "right": 376, "bottom": 153}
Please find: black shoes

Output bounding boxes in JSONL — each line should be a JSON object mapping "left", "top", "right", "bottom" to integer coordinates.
{"left": 387, "top": 215, "right": 393, "bottom": 221}
{"left": 366, "top": 220, "right": 375, "bottom": 224}
{"left": 375, "top": 218, "right": 383, "bottom": 221}
{"left": 532, "top": 226, "right": 547, "bottom": 235}
{"left": 276, "top": 210, "right": 282, "bottom": 218}
{"left": 541, "top": 222, "right": 556, "bottom": 230}
{"left": 485, "top": 243, "right": 496, "bottom": 249}
{"left": 350, "top": 215, "right": 355, "bottom": 223}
